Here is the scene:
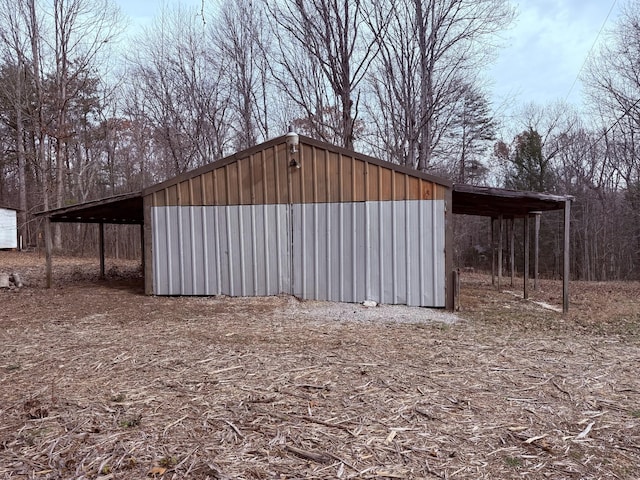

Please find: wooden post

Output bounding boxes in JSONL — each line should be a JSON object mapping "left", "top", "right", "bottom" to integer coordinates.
{"left": 44, "top": 216, "right": 53, "bottom": 288}
{"left": 140, "top": 223, "right": 145, "bottom": 273}
{"left": 450, "top": 268, "right": 460, "bottom": 311}
{"left": 445, "top": 188, "right": 455, "bottom": 311}
{"left": 534, "top": 212, "right": 541, "bottom": 291}
{"left": 491, "top": 218, "right": 495, "bottom": 287}
{"left": 143, "top": 196, "right": 154, "bottom": 295}
{"left": 510, "top": 218, "right": 515, "bottom": 287}
{"left": 524, "top": 215, "right": 530, "bottom": 299}
{"left": 563, "top": 200, "right": 571, "bottom": 313}
{"left": 497, "top": 215, "right": 503, "bottom": 290}
{"left": 99, "top": 222, "right": 105, "bottom": 279}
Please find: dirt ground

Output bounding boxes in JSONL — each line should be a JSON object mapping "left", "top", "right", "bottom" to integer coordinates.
{"left": 1, "top": 251, "right": 640, "bottom": 479}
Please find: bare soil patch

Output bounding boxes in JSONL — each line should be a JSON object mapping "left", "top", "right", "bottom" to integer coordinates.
{"left": 1, "top": 252, "right": 639, "bottom": 479}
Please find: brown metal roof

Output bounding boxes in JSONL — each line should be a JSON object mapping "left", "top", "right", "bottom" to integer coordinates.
{"left": 40, "top": 192, "right": 143, "bottom": 224}
{"left": 453, "top": 184, "right": 573, "bottom": 217}
{"left": 36, "top": 143, "right": 572, "bottom": 224}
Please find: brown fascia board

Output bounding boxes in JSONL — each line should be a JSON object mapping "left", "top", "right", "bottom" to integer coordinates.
{"left": 35, "top": 191, "right": 143, "bottom": 218}
{"left": 142, "top": 135, "right": 453, "bottom": 197}
{"left": 453, "top": 183, "right": 574, "bottom": 203}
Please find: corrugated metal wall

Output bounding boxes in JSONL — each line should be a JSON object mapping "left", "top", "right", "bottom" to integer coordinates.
{"left": 291, "top": 201, "right": 445, "bottom": 307}
{"left": 152, "top": 205, "right": 290, "bottom": 296}
{"left": 152, "top": 200, "right": 445, "bottom": 306}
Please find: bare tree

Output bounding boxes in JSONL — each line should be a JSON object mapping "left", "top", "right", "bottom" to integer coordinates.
{"left": 266, "top": 0, "right": 382, "bottom": 149}
{"left": 0, "top": 0, "right": 30, "bottom": 242}
{"left": 127, "top": 5, "right": 231, "bottom": 179}
{"left": 584, "top": 0, "right": 640, "bottom": 187}
{"left": 213, "top": 0, "right": 272, "bottom": 150}
{"left": 367, "top": 0, "right": 513, "bottom": 172}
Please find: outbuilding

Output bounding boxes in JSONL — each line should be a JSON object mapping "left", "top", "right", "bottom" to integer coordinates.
{"left": 142, "top": 135, "right": 454, "bottom": 308}
{"left": 0, "top": 206, "right": 18, "bottom": 249}
{"left": 38, "top": 134, "right": 574, "bottom": 311}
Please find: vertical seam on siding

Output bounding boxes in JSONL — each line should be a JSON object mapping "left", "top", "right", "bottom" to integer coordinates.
{"left": 202, "top": 207, "right": 210, "bottom": 294}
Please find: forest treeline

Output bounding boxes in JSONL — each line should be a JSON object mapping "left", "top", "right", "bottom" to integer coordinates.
{"left": 0, "top": 0, "right": 638, "bottom": 281}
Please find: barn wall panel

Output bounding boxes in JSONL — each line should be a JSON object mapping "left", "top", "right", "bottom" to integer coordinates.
{"left": 152, "top": 205, "right": 290, "bottom": 296}
{"left": 292, "top": 202, "right": 366, "bottom": 302}
{"left": 291, "top": 200, "right": 445, "bottom": 307}
{"left": 153, "top": 200, "right": 445, "bottom": 306}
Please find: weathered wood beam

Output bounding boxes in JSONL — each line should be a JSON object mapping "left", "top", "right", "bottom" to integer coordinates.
{"left": 498, "top": 215, "right": 503, "bottom": 290}
{"left": 510, "top": 218, "right": 515, "bottom": 287}
{"left": 99, "top": 222, "right": 105, "bottom": 279}
{"left": 524, "top": 215, "right": 530, "bottom": 300}
{"left": 563, "top": 200, "right": 571, "bottom": 313}
{"left": 44, "top": 216, "right": 52, "bottom": 288}
{"left": 140, "top": 223, "right": 145, "bottom": 276}
{"left": 534, "top": 212, "right": 541, "bottom": 291}
{"left": 491, "top": 217, "right": 495, "bottom": 287}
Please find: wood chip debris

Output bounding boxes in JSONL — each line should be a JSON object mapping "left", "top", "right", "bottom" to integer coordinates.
{"left": 1, "top": 254, "right": 640, "bottom": 478}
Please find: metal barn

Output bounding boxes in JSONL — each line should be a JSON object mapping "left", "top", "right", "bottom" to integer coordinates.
{"left": 0, "top": 206, "right": 18, "bottom": 249}
{"left": 142, "top": 135, "right": 454, "bottom": 308}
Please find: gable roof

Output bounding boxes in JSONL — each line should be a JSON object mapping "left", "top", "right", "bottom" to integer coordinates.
{"left": 143, "top": 134, "right": 452, "bottom": 197}
{"left": 38, "top": 192, "right": 143, "bottom": 224}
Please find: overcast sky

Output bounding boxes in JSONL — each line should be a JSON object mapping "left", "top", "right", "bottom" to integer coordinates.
{"left": 490, "top": 0, "right": 620, "bottom": 111}
{"left": 115, "top": 0, "right": 621, "bottom": 112}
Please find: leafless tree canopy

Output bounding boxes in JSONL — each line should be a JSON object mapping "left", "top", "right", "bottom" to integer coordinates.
{"left": 1, "top": 0, "right": 640, "bottom": 280}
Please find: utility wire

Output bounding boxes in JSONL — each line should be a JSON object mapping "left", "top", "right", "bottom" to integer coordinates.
{"left": 563, "top": 0, "right": 618, "bottom": 104}
{"left": 595, "top": 96, "right": 640, "bottom": 145}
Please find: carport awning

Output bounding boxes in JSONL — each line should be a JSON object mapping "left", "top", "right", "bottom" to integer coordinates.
{"left": 452, "top": 183, "right": 572, "bottom": 313}
{"left": 41, "top": 192, "right": 143, "bottom": 224}
{"left": 38, "top": 185, "right": 572, "bottom": 224}
{"left": 453, "top": 184, "right": 572, "bottom": 217}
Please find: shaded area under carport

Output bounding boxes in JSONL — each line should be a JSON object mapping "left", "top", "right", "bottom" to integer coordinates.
{"left": 38, "top": 192, "right": 143, "bottom": 286}
{"left": 453, "top": 184, "right": 573, "bottom": 313}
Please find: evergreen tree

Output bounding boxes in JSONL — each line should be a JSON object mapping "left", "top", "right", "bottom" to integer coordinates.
{"left": 503, "top": 127, "right": 555, "bottom": 192}
{"left": 451, "top": 83, "right": 496, "bottom": 184}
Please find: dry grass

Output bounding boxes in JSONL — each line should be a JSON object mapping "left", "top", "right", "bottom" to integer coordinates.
{"left": 1, "top": 251, "right": 640, "bottom": 479}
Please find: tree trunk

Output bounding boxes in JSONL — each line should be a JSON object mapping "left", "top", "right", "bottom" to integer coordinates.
{"left": 15, "top": 59, "right": 28, "bottom": 247}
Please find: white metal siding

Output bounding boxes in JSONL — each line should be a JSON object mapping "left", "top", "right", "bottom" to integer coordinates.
{"left": 292, "top": 201, "right": 445, "bottom": 307}
{"left": 152, "top": 205, "right": 290, "bottom": 296}
{"left": 0, "top": 209, "right": 17, "bottom": 249}
{"left": 151, "top": 200, "right": 445, "bottom": 306}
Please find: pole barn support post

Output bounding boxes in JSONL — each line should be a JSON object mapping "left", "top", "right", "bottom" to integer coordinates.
{"left": 140, "top": 223, "right": 145, "bottom": 274}
{"left": 445, "top": 188, "right": 455, "bottom": 311}
{"left": 510, "top": 218, "right": 515, "bottom": 287}
{"left": 99, "top": 222, "right": 106, "bottom": 279}
{"left": 563, "top": 200, "right": 571, "bottom": 313}
{"left": 497, "top": 215, "right": 503, "bottom": 291}
{"left": 44, "top": 216, "right": 53, "bottom": 288}
{"left": 491, "top": 218, "right": 496, "bottom": 287}
{"left": 524, "top": 215, "right": 530, "bottom": 300}
{"left": 534, "top": 212, "right": 541, "bottom": 291}
{"left": 143, "top": 195, "right": 154, "bottom": 295}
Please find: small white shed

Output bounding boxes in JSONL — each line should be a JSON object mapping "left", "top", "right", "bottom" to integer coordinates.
{"left": 0, "top": 206, "right": 18, "bottom": 249}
